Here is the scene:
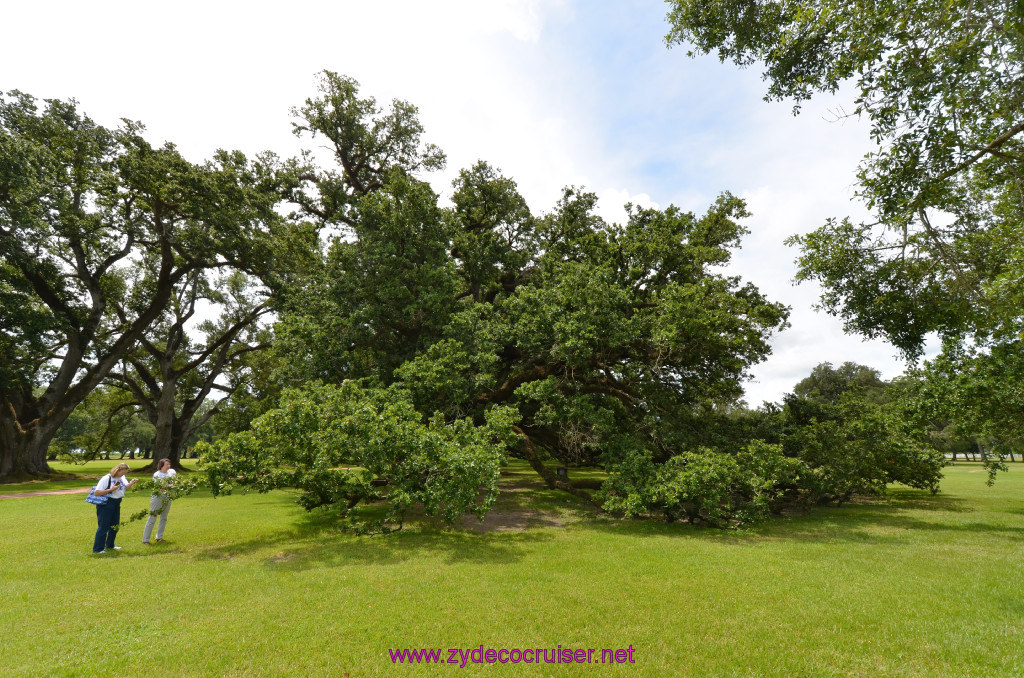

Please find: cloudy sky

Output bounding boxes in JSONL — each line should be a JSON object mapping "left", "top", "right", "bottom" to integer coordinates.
{"left": 4, "top": 0, "right": 927, "bottom": 404}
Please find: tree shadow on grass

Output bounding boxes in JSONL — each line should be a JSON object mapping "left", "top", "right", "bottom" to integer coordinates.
{"left": 881, "top": 487, "right": 974, "bottom": 512}
{"left": 194, "top": 509, "right": 556, "bottom": 571}
{"left": 582, "top": 487, "right": 1024, "bottom": 546}
{"left": 188, "top": 468, "right": 576, "bottom": 571}
{"left": 746, "top": 509, "right": 1024, "bottom": 545}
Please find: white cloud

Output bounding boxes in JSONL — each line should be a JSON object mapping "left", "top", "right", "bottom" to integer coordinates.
{"left": 721, "top": 117, "right": 915, "bottom": 405}
{"left": 595, "top": 188, "right": 658, "bottom": 226}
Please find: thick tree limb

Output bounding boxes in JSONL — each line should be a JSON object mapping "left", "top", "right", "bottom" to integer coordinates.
{"left": 513, "top": 425, "right": 598, "bottom": 505}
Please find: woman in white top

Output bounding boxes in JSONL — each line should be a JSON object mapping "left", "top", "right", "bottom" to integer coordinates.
{"left": 92, "top": 462, "right": 137, "bottom": 554}
{"left": 143, "top": 459, "right": 177, "bottom": 545}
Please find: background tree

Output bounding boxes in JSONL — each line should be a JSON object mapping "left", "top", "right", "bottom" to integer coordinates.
{"left": 792, "top": 361, "right": 891, "bottom": 405}
{"left": 781, "top": 363, "right": 945, "bottom": 501}
{"left": 695, "top": 362, "right": 948, "bottom": 512}
{"left": 208, "top": 335, "right": 287, "bottom": 441}
{"left": 47, "top": 385, "right": 154, "bottom": 462}
{"left": 0, "top": 92, "right": 285, "bottom": 481}
{"left": 901, "top": 343, "right": 1022, "bottom": 476}
{"left": 180, "top": 400, "right": 219, "bottom": 458}
{"left": 107, "top": 270, "right": 272, "bottom": 471}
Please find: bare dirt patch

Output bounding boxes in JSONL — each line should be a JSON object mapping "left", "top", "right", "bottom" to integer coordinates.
{"left": 460, "top": 507, "right": 566, "bottom": 532}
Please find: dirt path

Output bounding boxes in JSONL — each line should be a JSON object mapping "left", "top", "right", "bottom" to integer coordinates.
{"left": 0, "top": 488, "right": 90, "bottom": 500}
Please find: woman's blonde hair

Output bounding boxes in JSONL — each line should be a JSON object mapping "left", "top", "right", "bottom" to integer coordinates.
{"left": 110, "top": 462, "right": 130, "bottom": 475}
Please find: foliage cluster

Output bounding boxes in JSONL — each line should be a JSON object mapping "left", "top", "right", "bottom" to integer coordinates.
{"left": 596, "top": 363, "right": 946, "bottom": 526}
{"left": 199, "top": 382, "right": 519, "bottom": 532}
{"left": 119, "top": 473, "right": 205, "bottom": 528}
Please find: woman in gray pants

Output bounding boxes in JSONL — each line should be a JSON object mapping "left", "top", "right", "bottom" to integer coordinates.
{"left": 143, "top": 458, "right": 176, "bottom": 544}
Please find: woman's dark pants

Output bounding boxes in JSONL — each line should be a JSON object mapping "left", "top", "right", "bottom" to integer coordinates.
{"left": 93, "top": 497, "right": 122, "bottom": 553}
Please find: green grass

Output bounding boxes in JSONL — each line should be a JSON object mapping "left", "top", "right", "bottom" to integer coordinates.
{"left": 2, "top": 461, "right": 1022, "bottom": 677}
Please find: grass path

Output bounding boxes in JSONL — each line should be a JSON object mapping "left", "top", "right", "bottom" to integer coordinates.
{"left": 1, "top": 461, "right": 1022, "bottom": 677}
{"left": 0, "top": 488, "right": 89, "bottom": 499}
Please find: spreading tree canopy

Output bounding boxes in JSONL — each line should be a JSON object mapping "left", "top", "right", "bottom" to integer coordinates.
{"left": 2, "top": 72, "right": 953, "bottom": 525}
{"left": 204, "top": 73, "right": 942, "bottom": 529}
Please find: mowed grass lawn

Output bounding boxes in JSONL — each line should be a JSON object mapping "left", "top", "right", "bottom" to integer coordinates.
{"left": 2, "top": 460, "right": 1022, "bottom": 677}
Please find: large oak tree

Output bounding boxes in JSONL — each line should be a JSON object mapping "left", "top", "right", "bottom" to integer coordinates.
{"left": 209, "top": 73, "right": 796, "bottom": 529}
{"left": 107, "top": 270, "right": 272, "bottom": 471}
{"left": 205, "top": 72, "right": 948, "bottom": 528}
{"left": 0, "top": 92, "right": 284, "bottom": 480}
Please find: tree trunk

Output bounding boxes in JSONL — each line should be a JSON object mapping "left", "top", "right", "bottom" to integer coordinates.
{"left": 513, "top": 426, "right": 597, "bottom": 506}
{"left": 139, "top": 385, "right": 188, "bottom": 472}
{"left": 0, "top": 425, "right": 55, "bottom": 482}
{"left": 141, "top": 438, "right": 186, "bottom": 471}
